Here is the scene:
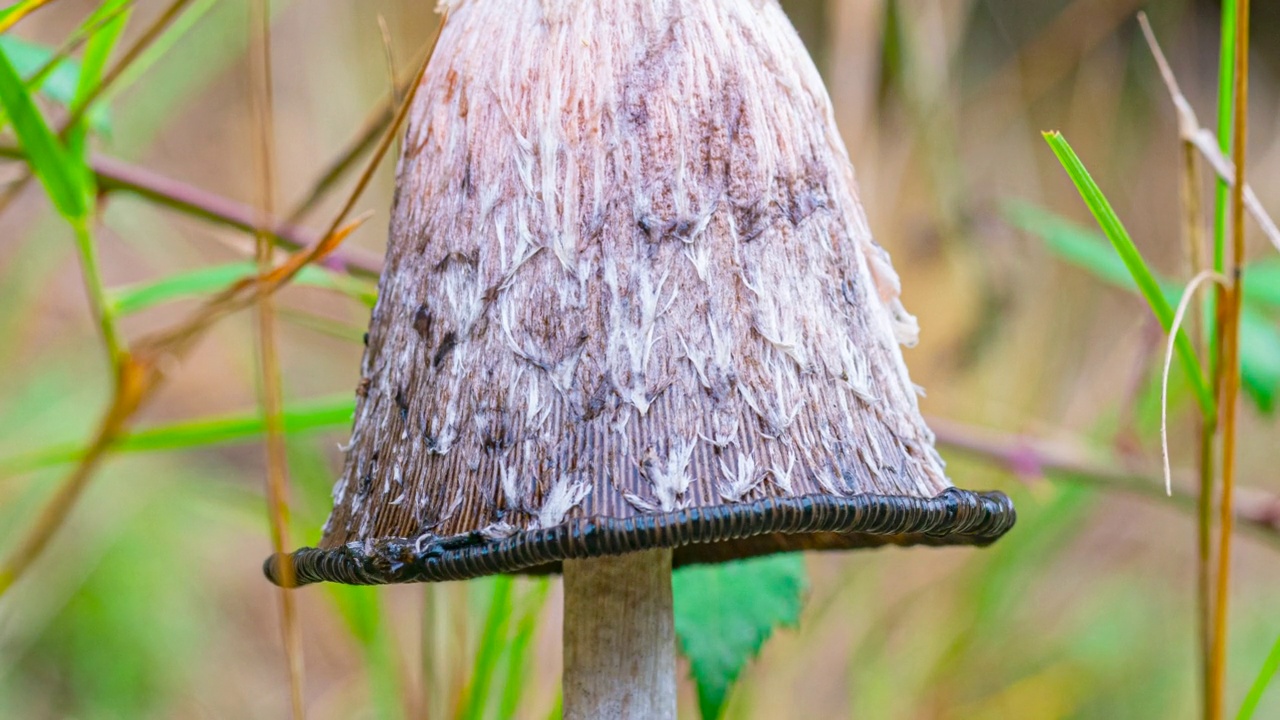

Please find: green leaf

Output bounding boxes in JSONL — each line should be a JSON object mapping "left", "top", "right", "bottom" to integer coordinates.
{"left": 0, "top": 395, "right": 356, "bottom": 478}
{"left": 1240, "top": 308, "right": 1280, "bottom": 414}
{"left": 0, "top": 44, "right": 90, "bottom": 220}
{"left": 67, "top": 0, "right": 130, "bottom": 160}
{"left": 1243, "top": 259, "right": 1280, "bottom": 310}
{"left": 1042, "top": 131, "right": 1214, "bottom": 418}
{"left": 1005, "top": 201, "right": 1137, "bottom": 291}
{"left": 1006, "top": 201, "right": 1280, "bottom": 310}
{"left": 63, "top": 0, "right": 130, "bottom": 202}
{"left": 674, "top": 554, "right": 808, "bottom": 720}
{"left": 1238, "top": 630, "right": 1280, "bottom": 720}
{"left": 1007, "top": 201, "right": 1280, "bottom": 415}
{"left": 108, "top": 261, "right": 373, "bottom": 316}
{"left": 0, "top": 36, "right": 80, "bottom": 107}
{"left": 0, "top": 13, "right": 122, "bottom": 135}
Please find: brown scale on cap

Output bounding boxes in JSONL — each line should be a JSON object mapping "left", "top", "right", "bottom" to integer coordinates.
{"left": 266, "top": 0, "right": 1013, "bottom": 587}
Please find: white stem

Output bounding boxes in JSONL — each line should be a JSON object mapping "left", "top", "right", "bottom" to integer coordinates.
{"left": 563, "top": 549, "right": 677, "bottom": 719}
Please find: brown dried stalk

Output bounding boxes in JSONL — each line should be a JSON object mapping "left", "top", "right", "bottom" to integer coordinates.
{"left": 1210, "top": 0, "right": 1251, "bottom": 715}
{"left": 1138, "top": 14, "right": 1280, "bottom": 254}
{"left": 285, "top": 33, "right": 428, "bottom": 225}
{"left": 1137, "top": 13, "right": 1219, "bottom": 708}
{"left": 248, "top": 1, "right": 305, "bottom": 715}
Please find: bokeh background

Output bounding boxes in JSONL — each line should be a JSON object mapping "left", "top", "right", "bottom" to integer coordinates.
{"left": 1, "top": 0, "right": 1278, "bottom": 717}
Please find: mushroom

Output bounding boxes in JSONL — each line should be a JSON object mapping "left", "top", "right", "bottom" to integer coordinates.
{"left": 265, "top": 0, "right": 1015, "bottom": 716}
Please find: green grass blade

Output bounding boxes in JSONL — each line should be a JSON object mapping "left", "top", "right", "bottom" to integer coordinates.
{"left": 458, "top": 576, "right": 515, "bottom": 720}
{"left": 98, "top": 0, "right": 220, "bottom": 107}
{"left": 0, "top": 45, "right": 90, "bottom": 220}
{"left": 67, "top": 0, "right": 130, "bottom": 161}
{"left": 108, "top": 261, "right": 372, "bottom": 316}
{"left": 325, "top": 586, "right": 405, "bottom": 720}
{"left": 1214, "top": 0, "right": 1237, "bottom": 277}
{"left": 71, "top": 217, "right": 124, "bottom": 364}
{"left": 1042, "top": 131, "right": 1215, "bottom": 417}
{"left": 0, "top": 7, "right": 124, "bottom": 134}
{"left": 1209, "top": 0, "right": 1237, "bottom": 374}
{"left": 83, "top": 394, "right": 353, "bottom": 453}
{"left": 1238, "top": 631, "right": 1280, "bottom": 719}
{"left": 63, "top": 0, "right": 129, "bottom": 212}
{"left": 1041, "top": 133, "right": 1174, "bottom": 319}
{"left": 496, "top": 579, "right": 552, "bottom": 719}
{"left": 72, "top": 0, "right": 132, "bottom": 106}
{"left": 0, "top": 395, "right": 356, "bottom": 478}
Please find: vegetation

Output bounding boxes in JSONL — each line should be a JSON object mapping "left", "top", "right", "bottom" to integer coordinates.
{"left": 0, "top": 1, "right": 1277, "bottom": 718}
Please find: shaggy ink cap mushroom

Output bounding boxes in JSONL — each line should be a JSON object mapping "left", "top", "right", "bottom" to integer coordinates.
{"left": 264, "top": 0, "right": 1014, "bottom": 589}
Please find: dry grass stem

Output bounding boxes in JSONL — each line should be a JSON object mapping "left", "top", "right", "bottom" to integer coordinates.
{"left": 376, "top": 15, "right": 398, "bottom": 110}
{"left": 1162, "top": 28, "right": 1219, "bottom": 706}
{"left": 1160, "top": 271, "right": 1226, "bottom": 496}
{"left": 284, "top": 27, "right": 432, "bottom": 225}
{"left": 1138, "top": 13, "right": 1280, "bottom": 254}
{"left": 314, "top": 12, "right": 447, "bottom": 246}
{"left": 248, "top": 1, "right": 305, "bottom": 715}
{"left": 1209, "top": 1, "right": 1251, "bottom": 715}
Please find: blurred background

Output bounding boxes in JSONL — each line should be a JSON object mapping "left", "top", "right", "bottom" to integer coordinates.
{"left": 1, "top": 0, "right": 1278, "bottom": 717}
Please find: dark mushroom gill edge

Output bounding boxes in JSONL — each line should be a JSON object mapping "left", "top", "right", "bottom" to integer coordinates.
{"left": 264, "top": 488, "right": 1015, "bottom": 586}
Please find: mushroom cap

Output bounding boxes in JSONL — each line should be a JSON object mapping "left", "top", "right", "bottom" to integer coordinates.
{"left": 266, "top": 0, "right": 1013, "bottom": 587}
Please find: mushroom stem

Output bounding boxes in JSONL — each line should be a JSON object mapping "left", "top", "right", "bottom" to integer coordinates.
{"left": 563, "top": 549, "right": 677, "bottom": 719}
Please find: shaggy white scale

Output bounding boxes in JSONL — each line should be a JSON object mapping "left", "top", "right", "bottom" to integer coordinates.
{"left": 268, "top": 0, "right": 1013, "bottom": 589}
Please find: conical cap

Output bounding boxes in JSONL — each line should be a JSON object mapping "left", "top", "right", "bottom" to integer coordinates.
{"left": 268, "top": 0, "right": 1013, "bottom": 586}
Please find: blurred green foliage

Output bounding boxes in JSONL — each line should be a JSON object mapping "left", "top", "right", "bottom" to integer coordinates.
{"left": 1007, "top": 201, "right": 1280, "bottom": 413}
{"left": 0, "top": 1, "right": 1278, "bottom": 719}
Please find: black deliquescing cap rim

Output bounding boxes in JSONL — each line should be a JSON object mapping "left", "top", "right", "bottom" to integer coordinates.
{"left": 264, "top": 487, "right": 1015, "bottom": 587}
